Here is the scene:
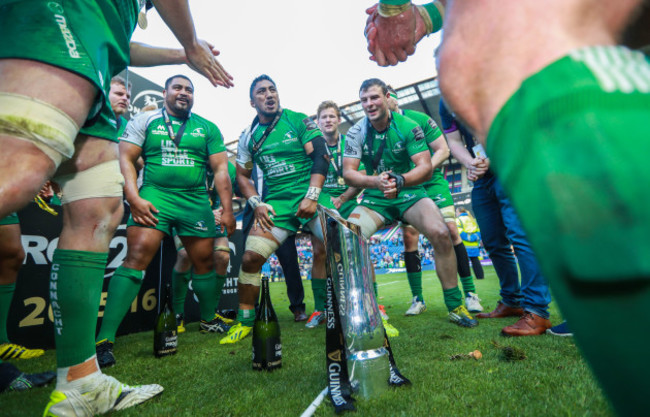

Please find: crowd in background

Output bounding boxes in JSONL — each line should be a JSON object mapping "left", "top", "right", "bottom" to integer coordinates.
{"left": 262, "top": 229, "right": 487, "bottom": 281}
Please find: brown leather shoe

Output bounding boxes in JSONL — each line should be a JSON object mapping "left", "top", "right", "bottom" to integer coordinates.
{"left": 476, "top": 302, "right": 524, "bottom": 318}
{"left": 501, "top": 312, "right": 552, "bottom": 336}
{"left": 294, "top": 310, "right": 308, "bottom": 322}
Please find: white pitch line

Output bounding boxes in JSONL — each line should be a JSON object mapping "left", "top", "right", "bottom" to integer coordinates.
{"left": 377, "top": 280, "right": 402, "bottom": 287}
{"left": 300, "top": 386, "right": 328, "bottom": 417}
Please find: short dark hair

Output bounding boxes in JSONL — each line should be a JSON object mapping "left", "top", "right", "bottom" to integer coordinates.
{"left": 249, "top": 74, "right": 276, "bottom": 99}
{"left": 164, "top": 74, "right": 193, "bottom": 90}
{"left": 359, "top": 78, "right": 388, "bottom": 95}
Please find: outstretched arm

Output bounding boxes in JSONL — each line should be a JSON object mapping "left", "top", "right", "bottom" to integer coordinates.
{"left": 150, "top": 0, "right": 234, "bottom": 87}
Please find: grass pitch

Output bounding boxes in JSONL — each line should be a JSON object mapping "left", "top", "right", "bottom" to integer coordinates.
{"left": 2, "top": 267, "right": 612, "bottom": 416}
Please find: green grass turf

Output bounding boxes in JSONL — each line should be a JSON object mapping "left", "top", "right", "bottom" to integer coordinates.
{"left": 2, "top": 267, "right": 612, "bottom": 416}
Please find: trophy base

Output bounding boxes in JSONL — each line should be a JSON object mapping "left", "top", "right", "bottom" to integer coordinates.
{"left": 348, "top": 347, "right": 391, "bottom": 398}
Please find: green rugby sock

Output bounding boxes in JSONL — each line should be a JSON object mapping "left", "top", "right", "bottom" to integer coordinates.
{"left": 404, "top": 250, "right": 423, "bottom": 301}
{"left": 172, "top": 269, "right": 192, "bottom": 314}
{"left": 51, "top": 249, "right": 108, "bottom": 368}
{"left": 0, "top": 283, "right": 16, "bottom": 344}
{"left": 443, "top": 286, "right": 463, "bottom": 312}
{"left": 459, "top": 275, "right": 476, "bottom": 297}
{"left": 192, "top": 271, "right": 218, "bottom": 321}
{"left": 96, "top": 266, "right": 144, "bottom": 344}
{"left": 406, "top": 273, "right": 423, "bottom": 301}
{"left": 237, "top": 308, "right": 255, "bottom": 327}
{"left": 311, "top": 278, "right": 326, "bottom": 312}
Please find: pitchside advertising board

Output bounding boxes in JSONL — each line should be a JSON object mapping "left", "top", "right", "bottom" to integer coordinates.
{"left": 8, "top": 203, "right": 242, "bottom": 349}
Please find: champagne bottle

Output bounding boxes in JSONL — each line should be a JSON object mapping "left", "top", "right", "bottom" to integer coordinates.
{"left": 252, "top": 276, "right": 282, "bottom": 371}
{"left": 154, "top": 283, "right": 178, "bottom": 358}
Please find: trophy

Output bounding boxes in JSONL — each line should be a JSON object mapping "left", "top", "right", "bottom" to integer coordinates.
{"left": 318, "top": 206, "right": 409, "bottom": 410}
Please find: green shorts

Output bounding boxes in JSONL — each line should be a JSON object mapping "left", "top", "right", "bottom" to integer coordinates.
{"left": 359, "top": 186, "right": 428, "bottom": 225}
{"left": 0, "top": 212, "right": 19, "bottom": 226}
{"left": 338, "top": 199, "right": 358, "bottom": 220}
{"left": 265, "top": 186, "right": 334, "bottom": 233}
{"left": 128, "top": 186, "right": 218, "bottom": 239}
{"left": 423, "top": 173, "right": 454, "bottom": 209}
{"left": 0, "top": 0, "right": 138, "bottom": 142}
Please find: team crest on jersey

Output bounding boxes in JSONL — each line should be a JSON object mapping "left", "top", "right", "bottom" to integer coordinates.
{"left": 194, "top": 221, "right": 208, "bottom": 232}
{"left": 427, "top": 118, "right": 438, "bottom": 130}
{"left": 282, "top": 131, "right": 298, "bottom": 145}
{"left": 190, "top": 128, "right": 206, "bottom": 137}
{"left": 302, "top": 117, "right": 318, "bottom": 131}
{"left": 412, "top": 127, "right": 425, "bottom": 141}
{"left": 392, "top": 141, "right": 406, "bottom": 154}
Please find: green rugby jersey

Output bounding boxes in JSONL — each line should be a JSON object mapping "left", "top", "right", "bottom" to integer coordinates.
{"left": 487, "top": 45, "right": 650, "bottom": 280}
{"left": 323, "top": 134, "right": 366, "bottom": 199}
{"left": 344, "top": 111, "right": 428, "bottom": 199}
{"left": 401, "top": 108, "right": 444, "bottom": 178}
{"left": 236, "top": 109, "right": 322, "bottom": 196}
{"left": 121, "top": 109, "right": 226, "bottom": 191}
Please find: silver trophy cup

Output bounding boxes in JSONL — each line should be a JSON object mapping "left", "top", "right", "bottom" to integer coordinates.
{"left": 318, "top": 206, "right": 390, "bottom": 398}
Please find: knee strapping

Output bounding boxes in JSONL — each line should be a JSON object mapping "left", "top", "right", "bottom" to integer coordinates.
{"left": 348, "top": 206, "right": 383, "bottom": 239}
{"left": 239, "top": 269, "right": 261, "bottom": 286}
{"left": 245, "top": 235, "right": 279, "bottom": 259}
{"left": 214, "top": 245, "right": 230, "bottom": 253}
{"left": 0, "top": 92, "right": 79, "bottom": 167}
{"left": 54, "top": 160, "right": 125, "bottom": 204}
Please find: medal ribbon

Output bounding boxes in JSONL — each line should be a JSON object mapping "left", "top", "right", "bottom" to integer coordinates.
{"left": 162, "top": 107, "right": 188, "bottom": 148}
{"left": 251, "top": 110, "right": 283, "bottom": 155}
{"left": 328, "top": 134, "right": 344, "bottom": 185}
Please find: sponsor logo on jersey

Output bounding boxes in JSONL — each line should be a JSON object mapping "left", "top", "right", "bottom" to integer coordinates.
{"left": 427, "top": 118, "right": 439, "bottom": 131}
{"left": 259, "top": 154, "right": 277, "bottom": 164}
{"left": 49, "top": 2, "right": 80, "bottom": 59}
{"left": 412, "top": 127, "right": 425, "bottom": 141}
{"left": 194, "top": 221, "right": 208, "bottom": 232}
{"left": 345, "top": 143, "right": 358, "bottom": 157}
{"left": 402, "top": 193, "right": 416, "bottom": 202}
{"left": 302, "top": 117, "right": 318, "bottom": 131}
{"left": 153, "top": 124, "right": 168, "bottom": 135}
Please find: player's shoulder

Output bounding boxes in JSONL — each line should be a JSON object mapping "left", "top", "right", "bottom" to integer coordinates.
{"left": 393, "top": 111, "right": 421, "bottom": 129}
{"left": 282, "top": 108, "right": 318, "bottom": 132}
{"left": 189, "top": 112, "right": 218, "bottom": 129}
{"left": 346, "top": 117, "right": 367, "bottom": 139}
{"left": 402, "top": 108, "right": 429, "bottom": 122}
{"left": 132, "top": 108, "right": 162, "bottom": 123}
